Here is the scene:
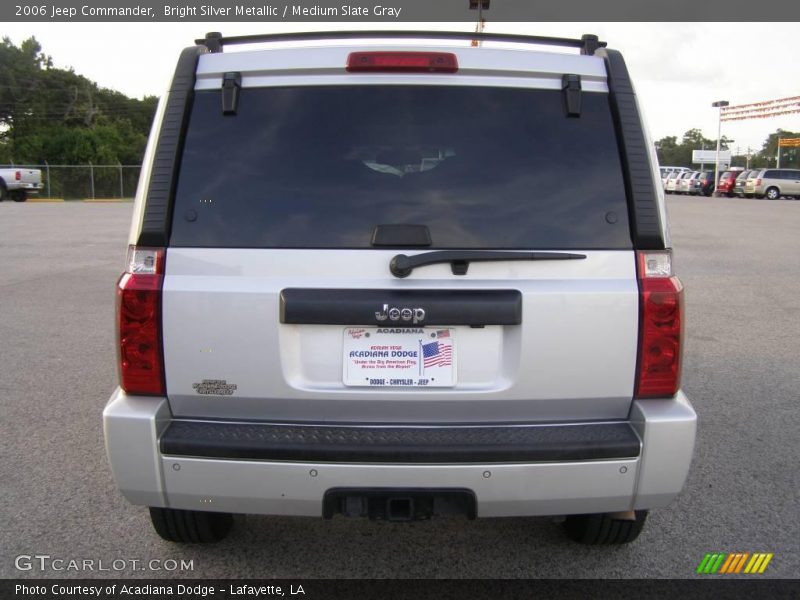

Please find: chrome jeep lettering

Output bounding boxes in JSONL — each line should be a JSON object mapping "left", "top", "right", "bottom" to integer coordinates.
{"left": 374, "top": 304, "right": 426, "bottom": 323}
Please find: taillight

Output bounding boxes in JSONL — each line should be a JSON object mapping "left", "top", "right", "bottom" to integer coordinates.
{"left": 117, "top": 246, "right": 165, "bottom": 395}
{"left": 346, "top": 51, "right": 458, "bottom": 73}
{"left": 635, "top": 251, "right": 683, "bottom": 398}
{"left": 15, "top": 171, "right": 21, "bottom": 181}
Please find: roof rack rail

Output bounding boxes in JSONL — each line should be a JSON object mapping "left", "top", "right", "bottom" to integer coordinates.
{"left": 196, "top": 31, "right": 607, "bottom": 56}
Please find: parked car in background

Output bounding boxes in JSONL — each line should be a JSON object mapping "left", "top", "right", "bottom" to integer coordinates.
{"left": 743, "top": 171, "right": 760, "bottom": 198}
{"left": 665, "top": 171, "right": 685, "bottom": 193}
{"left": 678, "top": 171, "right": 700, "bottom": 195}
{"left": 674, "top": 172, "right": 694, "bottom": 194}
{"left": 660, "top": 166, "right": 691, "bottom": 190}
{"left": 0, "top": 167, "right": 42, "bottom": 201}
{"left": 716, "top": 170, "right": 742, "bottom": 197}
{"left": 694, "top": 171, "right": 715, "bottom": 197}
{"left": 749, "top": 168, "right": 800, "bottom": 200}
{"left": 733, "top": 170, "right": 756, "bottom": 198}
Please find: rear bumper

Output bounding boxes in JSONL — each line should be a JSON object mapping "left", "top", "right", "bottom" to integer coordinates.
{"left": 160, "top": 420, "right": 641, "bottom": 463}
{"left": 11, "top": 183, "right": 42, "bottom": 192}
{"left": 103, "top": 389, "right": 696, "bottom": 517}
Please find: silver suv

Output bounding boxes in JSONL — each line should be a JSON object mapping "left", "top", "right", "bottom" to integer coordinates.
{"left": 104, "top": 31, "right": 696, "bottom": 545}
{"left": 748, "top": 168, "right": 800, "bottom": 199}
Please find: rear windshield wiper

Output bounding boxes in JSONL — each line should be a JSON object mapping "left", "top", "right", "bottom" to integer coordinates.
{"left": 390, "top": 250, "right": 587, "bottom": 278}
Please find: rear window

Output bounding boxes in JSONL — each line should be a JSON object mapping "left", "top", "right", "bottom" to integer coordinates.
{"left": 170, "top": 86, "right": 631, "bottom": 249}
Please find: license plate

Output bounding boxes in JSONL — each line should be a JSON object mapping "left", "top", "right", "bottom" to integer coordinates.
{"left": 343, "top": 327, "right": 456, "bottom": 387}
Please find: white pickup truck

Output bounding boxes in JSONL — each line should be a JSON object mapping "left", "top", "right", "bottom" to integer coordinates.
{"left": 0, "top": 167, "right": 43, "bottom": 201}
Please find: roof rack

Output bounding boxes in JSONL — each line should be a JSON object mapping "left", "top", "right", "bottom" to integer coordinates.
{"left": 197, "top": 31, "right": 607, "bottom": 56}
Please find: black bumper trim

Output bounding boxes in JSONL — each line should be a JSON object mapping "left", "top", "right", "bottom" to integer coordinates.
{"left": 160, "top": 420, "right": 641, "bottom": 463}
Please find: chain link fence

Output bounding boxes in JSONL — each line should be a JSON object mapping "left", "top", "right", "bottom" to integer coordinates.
{"left": 2, "top": 163, "right": 142, "bottom": 199}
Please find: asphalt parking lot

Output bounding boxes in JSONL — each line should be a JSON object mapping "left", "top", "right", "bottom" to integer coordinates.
{"left": 0, "top": 197, "right": 798, "bottom": 579}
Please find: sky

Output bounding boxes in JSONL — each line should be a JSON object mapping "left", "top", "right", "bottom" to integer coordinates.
{"left": 3, "top": 21, "right": 799, "bottom": 154}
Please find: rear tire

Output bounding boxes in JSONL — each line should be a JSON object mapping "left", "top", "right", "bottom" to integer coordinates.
{"left": 563, "top": 510, "right": 648, "bottom": 545}
{"left": 765, "top": 187, "right": 780, "bottom": 200}
{"left": 0, "top": 184, "right": 6, "bottom": 201}
{"left": 10, "top": 190, "right": 27, "bottom": 202}
{"left": 148, "top": 507, "right": 234, "bottom": 543}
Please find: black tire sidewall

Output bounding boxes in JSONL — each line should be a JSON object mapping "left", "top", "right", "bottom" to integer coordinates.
{"left": 563, "top": 510, "right": 648, "bottom": 545}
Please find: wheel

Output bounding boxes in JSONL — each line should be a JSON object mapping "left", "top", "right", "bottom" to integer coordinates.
{"left": 0, "top": 184, "right": 6, "bottom": 201}
{"left": 726, "top": 191, "right": 734, "bottom": 198}
{"left": 10, "top": 190, "right": 27, "bottom": 202}
{"left": 765, "top": 187, "right": 780, "bottom": 200}
{"left": 563, "top": 510, "right": 648, "bottom": 545}
{"left": 148, "top": 507, "right": 233, "bottom": 543}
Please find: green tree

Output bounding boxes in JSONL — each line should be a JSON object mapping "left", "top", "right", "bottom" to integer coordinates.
{"left": 0, "top": 36, "right": 157, "bottom": 165}
{"left": 757, "top": 129, "right": 800, "bottom": 169}
{"left": 681, "top": 128, "right": 713, "bottom": 149}
{"left": 655, "top": 135, "right": 680, "bottom": 165}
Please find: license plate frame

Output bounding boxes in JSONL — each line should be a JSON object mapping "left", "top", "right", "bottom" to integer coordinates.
{"left": 342, "top": 327, "right": 456, "bottom": 387}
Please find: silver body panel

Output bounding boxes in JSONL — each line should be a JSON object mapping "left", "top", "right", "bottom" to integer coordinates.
{"left": 162, "top": 248, "right": 639, "bottom": 423}
{"left": 103, "top": 388, "right": 696, "bottom": 517}
{"left": 194, "top": 44, "right": 610, "bottom": 92}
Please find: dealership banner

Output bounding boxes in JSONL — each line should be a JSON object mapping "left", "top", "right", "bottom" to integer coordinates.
{"left": 4, "top": 0, "right": 800, "bottom": 22}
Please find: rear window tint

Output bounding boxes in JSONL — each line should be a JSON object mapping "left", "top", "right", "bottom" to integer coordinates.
{"left": 170, "top": 86, "right": 631, "bottom": 249}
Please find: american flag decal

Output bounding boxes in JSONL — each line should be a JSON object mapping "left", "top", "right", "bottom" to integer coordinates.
{"left": 422, "top": 340, "right": 453, "bottom": 368}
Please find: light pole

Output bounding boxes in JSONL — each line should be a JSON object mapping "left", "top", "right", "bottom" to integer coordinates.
{"left": 711, "top": 100, "right": 729, "bottom": 195}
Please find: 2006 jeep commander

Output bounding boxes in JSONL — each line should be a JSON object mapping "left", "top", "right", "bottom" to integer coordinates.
{"left": 104, "top": 31, "right": 696, "bottom": 545}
